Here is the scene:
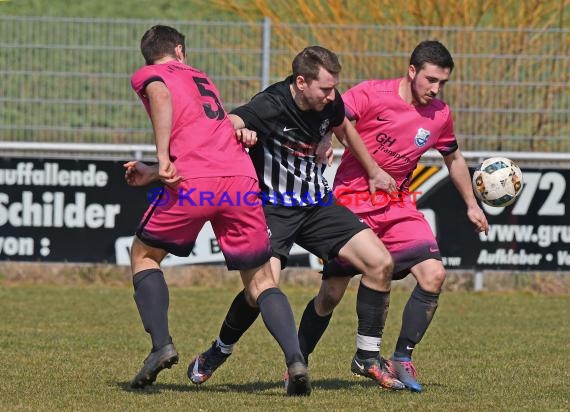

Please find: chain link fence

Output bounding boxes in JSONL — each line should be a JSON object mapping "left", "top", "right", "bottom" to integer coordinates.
{"left": 1, "top": 16, "right": 568, "bottom": 152}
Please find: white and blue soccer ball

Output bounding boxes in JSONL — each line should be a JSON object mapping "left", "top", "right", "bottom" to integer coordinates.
{"left": 472, "top": 156, "right": 523, "bottom": 207}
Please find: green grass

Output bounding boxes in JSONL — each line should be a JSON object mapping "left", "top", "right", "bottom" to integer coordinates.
{"left": 1, "top": 284, "right": 569, "bottom": 411}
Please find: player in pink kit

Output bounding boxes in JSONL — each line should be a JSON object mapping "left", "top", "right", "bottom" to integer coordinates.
{"left": 323, "top": 41, "right": 489, "bottom": 392}
{"left": 127, "top": 25, "right": 310, "bottom": 395}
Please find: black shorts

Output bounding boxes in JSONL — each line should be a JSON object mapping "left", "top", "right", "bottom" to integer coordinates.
{"left": 263, "top": 194, "right": 368, "bottom": 268}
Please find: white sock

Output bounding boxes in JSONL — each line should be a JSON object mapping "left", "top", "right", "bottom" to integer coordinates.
{"left": 216, "top": 337, "right": 234, "bottom": 355}
{"left": 356, "top": 334, "right": 381, "bottom": 352}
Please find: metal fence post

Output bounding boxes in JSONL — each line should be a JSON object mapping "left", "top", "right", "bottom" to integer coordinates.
{"left": 473, "top": 270, "right": 484, "bottom": 291}
{"left": 261, "top": 16, "right": 271, "bottom": 91}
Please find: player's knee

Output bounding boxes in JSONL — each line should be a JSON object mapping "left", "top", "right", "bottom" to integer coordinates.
{"left": 240, "top": 263, "right": 277, "bottom": 302}
{"left": 384, "top": 255, "right": 395, "bottom": 277}
{"left": 244, "top": 284, "right": 261, "bottom": 302}
{"left": 247, "top": 277, "right": 278, "bottom": 302}
{"left": 419, "top": 266, "right": 446, "bottom": 293}
{"left": 130, "top": 236, "right": 163, "bottom": 273}
{"left": 359, "top": 253, "right": 393, "bottom": 290}
{"left": 437, "top": 265, "right": 446, "bottom": 279}
{"left": 368, "top": 252, "right": 394, "bottom": 279}
{"left": 432, "top": 266, "right": 446, "bottom": 289}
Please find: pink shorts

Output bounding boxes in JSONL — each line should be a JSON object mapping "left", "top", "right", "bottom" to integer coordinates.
{"left": 322, "top": 199, "right": 441, "bottom": 280}
{"left": 359, "top": 201, "right": 441, "bottom": 279}
{"left": 136, "top": 176, "right": 271, "bottom": 270}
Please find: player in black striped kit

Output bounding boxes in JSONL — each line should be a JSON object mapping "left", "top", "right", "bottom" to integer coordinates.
{"left": 188, "top": 46, "right": 405, "bottom": 390}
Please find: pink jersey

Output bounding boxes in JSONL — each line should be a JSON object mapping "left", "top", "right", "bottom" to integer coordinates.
{"left": 335, "top": 78, "right": 458, "bottom": 213}
{"left": 131, "top": 61, "right": 256, "bottom": 180}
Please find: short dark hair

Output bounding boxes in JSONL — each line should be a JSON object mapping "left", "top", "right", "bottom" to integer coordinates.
{"left": 292, "top": 46, "right": 342, "bottom": 81}
{"left": 410, "top": 40, "right": 454, "bottom": 73}
{"left": 140, "top": 25, "right": 186, "bottom": 65}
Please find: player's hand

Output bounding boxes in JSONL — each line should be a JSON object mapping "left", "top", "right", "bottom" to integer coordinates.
{"left": 236, "top": 128, "right": 257, "bottom": 148}
{"left": 467, "top": 204, "right": 489, "bottom": 235}
{"left": 124, "top": 161, "right": 160, "bottom": 187}
{"left": 315, "top": 133, "right": 333, "bottom": 166}
{"left": 368, "top": 166, "right": 397, "bottom": 194}
{"left": 157, "top": 158, "right": 183, "bottom": 187}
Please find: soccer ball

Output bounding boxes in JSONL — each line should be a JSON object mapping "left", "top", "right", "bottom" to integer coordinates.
{"left": 472, "top": 157, "right": 523, "bottom": 207}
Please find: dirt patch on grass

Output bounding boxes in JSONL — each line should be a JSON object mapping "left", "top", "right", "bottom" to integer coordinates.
{"left": 1, "top": 262, "right": 569, "bottom": 294}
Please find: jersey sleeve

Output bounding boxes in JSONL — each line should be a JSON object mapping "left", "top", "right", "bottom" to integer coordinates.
{"left": 342, "top": 81, "right": 371, "bottom": 122}
{"left": 331, "top": 90, "right": 346, "bottom": 128}
{"left": 231, "top": 92, "right": 279, "bottom": 134}
{"left": 131, "top": 67, "right": 165, "bottom": 96}
{"left": 435, "top": 108, "right": 459, "bottom": 155}
{"left": 130, "top": 67, "right": 166, "bottom": 115}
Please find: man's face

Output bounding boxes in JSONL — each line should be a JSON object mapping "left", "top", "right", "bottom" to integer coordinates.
{"left": 409, "top": 62, "right": 451, "bottom": 105}
{"left": 298, "top": 66, "right": 338, "bottom": 111}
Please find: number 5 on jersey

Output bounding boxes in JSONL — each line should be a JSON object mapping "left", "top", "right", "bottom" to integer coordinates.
{"left": 192, "top": 76, "right": 225, "bottom": 120}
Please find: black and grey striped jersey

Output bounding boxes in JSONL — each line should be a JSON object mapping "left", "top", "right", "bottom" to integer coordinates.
{"left": 231, "top": 76, "right": 345, "bottom": 206}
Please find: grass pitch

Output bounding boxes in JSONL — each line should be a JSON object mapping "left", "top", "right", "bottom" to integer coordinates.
{"left": 0, "top": 284, "right": 568, "bottom": 411}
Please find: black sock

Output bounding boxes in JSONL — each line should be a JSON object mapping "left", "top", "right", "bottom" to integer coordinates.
{"left": 133, "top": 269, "right": 171, "bottom": 351}
{"left": 257, "top": 287, "right": 304, "bottom": 367}
{"left": 219, "top": 289, "right": 260, "bottom": 345}
{"left": 394, "top": 285, "right": 440, "bottom": 359}
{"left": 298, "top": 298, "right": 332, "bottom": 363}
{"left": 355, "top": 282, "right": 390, "bottom": 359}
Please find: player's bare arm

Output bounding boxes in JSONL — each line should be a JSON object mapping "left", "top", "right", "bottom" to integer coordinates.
{"left": 146, "top": 81, "right": 179, "bottom": 183}
{"left": 123, "top": 161, "right": 182, "bottom": 187}
{"left": 315, "top": 132, "right": 333, "bottom": 166}
{"left": 444, "top": 150, "right": 489, "bottom": 235}
{"left": 333, "top": 117, "right": 396, "bottom": 194}
{"left": 229, "top": 113, "right": 258, "bottom": 148}
{"left": 124, "top": 161, "right": 160, "bottom": 186}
